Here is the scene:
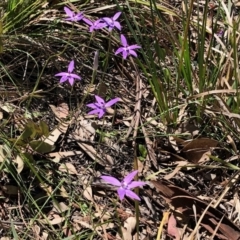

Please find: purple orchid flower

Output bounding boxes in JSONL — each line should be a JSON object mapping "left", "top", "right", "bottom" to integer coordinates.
{"left": 55, "top": 60, "right": 81, "bottom": 86}
{"left": 64, "top": 6, "right": 84, "bottom": 22}
{"left": 102, "top": 12, "right": 122, "bottom": 31}
{"left": 83, "top": 18, "right": 107, "bottom": 32}
{"left": 101, "top": 170, "right": 146, "bottom": 201}
{"left": 86, "top": 95, "right": 120, "bottom": 118}
{"left": 115, "top": 34, "right": 141, "bottom": 59}
{"left": 217, "top": 29, "right": 224, "bottom": 37}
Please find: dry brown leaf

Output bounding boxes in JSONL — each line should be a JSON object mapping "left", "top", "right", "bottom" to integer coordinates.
{"left": 53, "top": 202, "right": 69, "bottom": 213}
{"left": 0, "top": 102, "right": 16, "bottom": 113}
{"left": 48, "top": 151, "right": 83, "bottom": 163}
{"left": 72, "top": 216, "right": 93, "bottom": 230}
{"left": 94, "top": 207, "right": 111, "bottom": 220}
{"left": 141, "top": 118, "right": 157, "bottom": 168}
{"left": 41, "top": 216, "right": 65, "bottom": 225}
{"left": 43, "top": 121, "right": 69, "bottom": 146}
{"left": 181, "top": 138, "right": 218, "bottom": 151}
{"left": 0, "top": 145, "right": 8, "bottom": 162}
{"left": 62, "top": 226, "right": 73, "bottom": 237}
{"left": 40, "top": 183, "right": 53, "bottom": 195}
{"left": 151, "top": 180, "right": 240, "bottom": 240}
{"left": 60, "top": 186, "right": 69, "bottom": 198}
{"left": 181, "top": 138, "right": 218, "bottom": 163}
{"left": 167, "top": 214, "right": 180, "bottom": 240}
{"left": 2, "top": 185, "right": 19, "bottom": 195}
{"left": 182, "top": 148, "right": 211, "bottom": 164}
{"left": 83, "top": 186, "right": 93, "bottom": 201}
{"left": 146, "top": 117, "right": 167, "bottom": 131}
{"left": 59, "top": 163, "right": 78, "bottom": 175}
{"left": 72, "top": 118, "right": 113, "bottom": 165}
{"left": 176, "top": 121, "right": 199, "bottom": 136}
{"left": 49, "top": 103, "right": 69, "bottom": 120}
{"left": 117, "top": 216, "right": 136, "bottom": 240}
{"left": 169, "top": 136, "right": 180, "bottom": 152}
{"left": 75, "top": 118, "right": 95, "bottom": 141}
{"left": 76, "top": 140, "right": 114, "bottom": 166}
{"left": 41, "top": 231, "right": 48, "bottom": 240}
{"left": 32, "top": 224, "right": 40, "bottom": 236}
{"left": 13, "top": 155, "right": 24, "bottom": 173}
{"left": 164, "top": 161, "right": 188, "bottom": 180}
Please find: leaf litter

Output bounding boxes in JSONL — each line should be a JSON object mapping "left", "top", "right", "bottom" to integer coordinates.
{"left": 0, "top": 0, "right": 240, "bottom": 239}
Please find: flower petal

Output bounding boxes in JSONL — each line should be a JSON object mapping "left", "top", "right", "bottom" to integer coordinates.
{"left": 125, "top": 189, "right": 141, "bottom": 201}
{"left": 115, "top": 47, "right": 124, "bottom": 55}
{"left": 76, "top": 13, "right": 84, "bottom": 21}
{"left": 98, "top": 109, "right": 105, "bottom": 118}
{"left": 102, "top": 17, "right": 112, "bottom": 25}
{"left": 117, "top": 188, "right": 126, "bottom": 200}
{"left": 95, "top": 22, "right": 107, "bottom": 29}
{"left": 122, "top": 50, "right": 128, "bottom": 59}
{"left": 129, "top": 50, "right": 137, "bottom": 57}
{"left": 123, "top": 170, "right": 138, "bottom": 185}
{"left": 95, "top": 95, "right": 105, "bottom": 105}
{"left": 113, "top": 12, "right": 121, "bottom": 20}
{"left": 70, "top": 73, "right": 81, "bottom": 80}
{"left": 87, "top": 109, "right": 100, "bottom": 116}
{"left": 128, "top": 44, "right": 141, "bottom": 50}
{"left": 128, "top": 181, "right": 146, "bottom": 189}
{"left": 114, "top": 21, "right": 121, "bottom": 30}
{"left": 101, "top": 176, "right": 121, "bottom": 186}
{"left": 65, "top": 17, "right": 74, "bottom": 21}
{"left": 59, "top": 75, "right": 68, "bottom": 83}
{"left": 82, "top": 18, "right": 93, "bottom": 26}
{"left": 108, "top": 26, "right": 114, "bottom": 31}
{"left": 86, "top": 103, "right": 98, "bottom": 109}
{"left": 105, "top": 98, "right": 120, "bottom": 108}
{"left": 68, "top": 77, "right": 74, "bottom": 86}
{"left": 120, "top": 35, "right": 128, "bottom": 47}
{"left": 68, "top": 60, "right": 74, "bottom": 72}
{"left": 64, "top": 7, "right": 74, "bottom": 18}
{"left": 55, "top": 72, "right": 67, "bottom": 77}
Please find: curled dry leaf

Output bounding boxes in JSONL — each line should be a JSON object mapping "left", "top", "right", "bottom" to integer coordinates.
{"left": 43, "top": 120, "right": 69, "bottom": 146}
{"left": 40, "top": 215, "right": 65, "bottom": 225}
{"left": 83, "top": 185, "right": 93, "bottom": 201}
{"left": 48, "top": 151, "right": 83, "bottom": 163}
{"left": 151, "top": 180, "right": 240, "bottom": 240}
{"left": 60, "top": 186, "right": 69, "bottom": 198}
{"left": 13, "top": 155, "right": 24, "bottom": 173}
{"left": 75, "top": 119, "right": 96, "bottom": 141}
{"left": 180, "top": 138, "right": 219, "bottom": 163}
{"left": 117, "top": 216, "right": 136, "bottom": 240}
{"left": 53, "top": 202, "right": 69, "bottom": 213}
{"left": 59, "top": 163, "right": 78, "bottom": 175}
{"left": 32, "top": 224, "right": 40, "bottom": 236}
{"left": 41, "top": 232, "right": 48, "bottom": 240}
{"left": 167, "top": 214, "right": 180, "bottom": 240}
{"left": 49, "top": 103, "right": 69, "bottom": 120}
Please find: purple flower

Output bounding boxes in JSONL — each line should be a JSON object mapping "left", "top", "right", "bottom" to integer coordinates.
{"left": 83, "top": 18, "right": 107, "bottom": 32}
{"left": 87, "top": 95, "right": 120, "bottom": 118}
{"left": 115, "top": 34, "right": 141, "bottom": 59}
{"left": 217, "top": 29, "right": 224, "bottom": 37}
{"left": 101, "top": 170, "right": 146, "bottom": 201}
{"left": 64, "top": 6, "right": 84, "bottom": 21}
{"left": 102, "top": 12, "right": 122, "bottom": 31}
{"left": 55, "top": 60, "right": 81, "bottom": 86}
